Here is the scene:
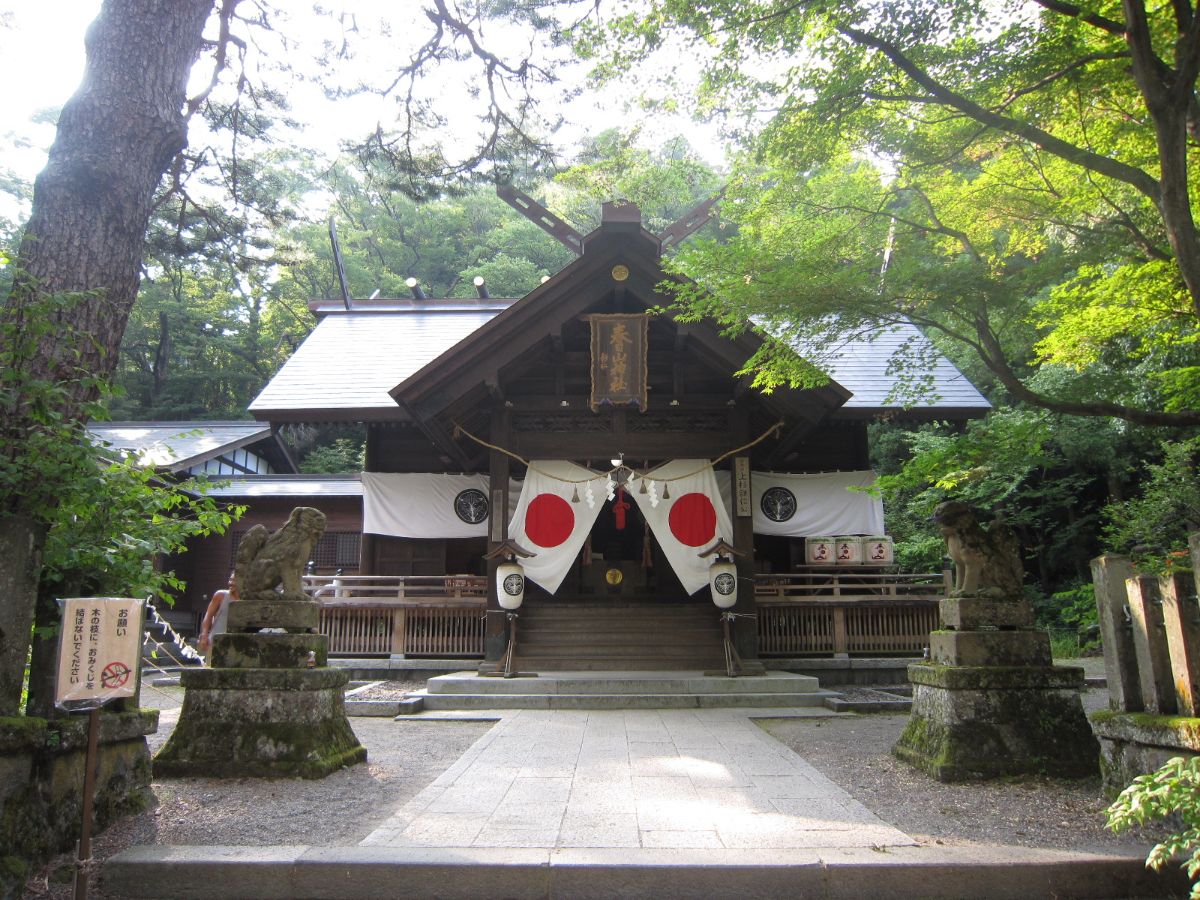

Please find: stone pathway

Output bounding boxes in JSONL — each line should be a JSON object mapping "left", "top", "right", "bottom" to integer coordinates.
{"left": 361, "top": 708, "right": 913, "bottom": 851}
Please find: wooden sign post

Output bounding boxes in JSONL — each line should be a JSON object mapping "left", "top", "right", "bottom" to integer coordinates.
{"left": 54, "top": 598, "right": 145, "bottom": 900}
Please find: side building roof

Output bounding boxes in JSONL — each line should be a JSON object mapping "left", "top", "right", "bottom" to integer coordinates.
{"left": 87, "top": 421, "right": 296, "bottom": 473}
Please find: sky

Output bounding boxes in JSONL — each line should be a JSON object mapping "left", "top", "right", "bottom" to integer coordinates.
{"left": 0, "top": 1, "right": 727, "bottom": 213}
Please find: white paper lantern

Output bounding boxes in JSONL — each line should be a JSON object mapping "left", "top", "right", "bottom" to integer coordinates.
{"left": 709, "top": 557, "right": 738, "bottom": 609}
{"left": 496, "top": 560, "right": 525, "bottom": 610}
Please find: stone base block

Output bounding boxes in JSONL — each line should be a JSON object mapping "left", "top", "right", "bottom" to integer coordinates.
{"left": 228, "top": 598, "right": 319, "bottom": 632}
{"left": 940, "top": 597, "right": 1034, "bottom": 630}
{"left": 155, "top": 667, "right": 366, "bottom": 779}
{"left": 1091, "top": 710, "right": 1200, "bottom": 797}
{"left": 929, "top": 629, "right": 1052, "bottom": 667}
{"left": 1, "top": 711, "right": 157, "bottom": 895}
{"left": 211, "top": 633, "right": 327, "bottom": 669}
{"left": 892, "top": 663, "right": 1098, "bottom": 781}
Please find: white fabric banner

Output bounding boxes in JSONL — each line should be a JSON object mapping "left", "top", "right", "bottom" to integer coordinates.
{"left": 363, "top": 472, "right": 495, "bottom": 539}
{"left": 751, "top": 470, "right": 884, "bottom": 536}
{"left": 509, "top": 460, "right": 607, "bottom": 594}
{"left": 630, "top": 459, "right": 734, "bottom": 595}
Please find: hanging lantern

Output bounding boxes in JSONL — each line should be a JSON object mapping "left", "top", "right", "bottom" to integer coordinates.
{"left": 497, "top": 559, "right": 525, "bottom": 610}
{"left": 709, "top": 555, "right": 738, "bottom": 609}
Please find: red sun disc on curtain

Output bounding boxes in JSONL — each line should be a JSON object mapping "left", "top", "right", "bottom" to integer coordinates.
{"left": 525, "top": 493, "right": 575, "bottom": 548}
{"left": 667, "top": 492, "right": 717, "bottom": 547}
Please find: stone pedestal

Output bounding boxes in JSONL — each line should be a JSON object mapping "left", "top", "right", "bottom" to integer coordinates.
{"left": 155, "top": 600, "right": 365, "bottom": 779}
{"left": 1091, "top": 711, "right": 1200, "bottom": 797}
{"left": 892, "top": 597, "right": 1098, "bottom": 781}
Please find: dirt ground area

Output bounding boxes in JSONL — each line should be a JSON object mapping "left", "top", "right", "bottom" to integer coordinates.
{"left": 23, "top": 664, "right": 1168, "bottom": 898}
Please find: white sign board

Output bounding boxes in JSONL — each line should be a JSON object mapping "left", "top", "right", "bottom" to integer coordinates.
{"left": 55, "top": 598, "right": 144, "bottom": 707}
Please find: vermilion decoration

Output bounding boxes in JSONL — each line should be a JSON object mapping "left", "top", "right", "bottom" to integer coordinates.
{"left": 667, "top": 492, "right": 717, "bottom": 547}
{"left": 524, "top": 493, "right": 574, "bottom": 548}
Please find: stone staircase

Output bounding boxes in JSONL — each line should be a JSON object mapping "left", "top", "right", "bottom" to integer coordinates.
{"left": 402, "top": 670, "right": 830, "bottom": 711}
{"left": 508, "top": 599, "right": 728, "bottom": 671}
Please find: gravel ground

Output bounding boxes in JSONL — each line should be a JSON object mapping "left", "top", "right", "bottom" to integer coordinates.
{"left": 24, "top": 660, "right": 1167, "bottom": 898}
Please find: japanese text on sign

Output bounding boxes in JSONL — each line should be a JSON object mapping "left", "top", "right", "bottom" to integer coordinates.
{"left": 55, "top": 598, "right": 144, "bottom": 707}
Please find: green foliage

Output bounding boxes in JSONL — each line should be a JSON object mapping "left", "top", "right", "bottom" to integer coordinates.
{"left": 1107, "top": 756, "right": 1200, "bottom": 898}
{"left": 1104, "top": 438, "right": 1200, "bottom": 563}
{"left": 0, "top": 288, "right": 108, "bottom": 522}
{"left": 586, "top": 2, "right": 1200, "bottom": 427}
{"left": 39, "top": 446, "right": 244, "bottom": 606}
{"left": 298, "top": 437, "right": 364, "bottom": 475}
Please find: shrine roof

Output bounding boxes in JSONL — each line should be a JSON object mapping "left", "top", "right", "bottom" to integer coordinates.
{"left": 248, "top": 300, "right": 512, "bottom": 421}
{"left": 806, "top": 321, "right": 990, "bottom": 418}
{"left": 86, "top": 421, "right": 289, "bottom": 472}
{"left": 248, "top": 300, "right": 988, "bottom": 422}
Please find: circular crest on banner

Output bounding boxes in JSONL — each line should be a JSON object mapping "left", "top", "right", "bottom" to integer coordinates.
{"left": 668, "top": 492, "right": 717, "bottom": 547}
{"left": 714, "top": 572, "right": 736, "bottom": 595}
{"left": 502, "top": 573, "right": 524, "bottom": 596}
{"left": 760, "top": 486, "right": 797, "bottom": 523}
{"left": 454, "top": 488, "right": 489, "bottom": 524}
{"left": 525, "top": 493, "right": 574, "bottom": 547}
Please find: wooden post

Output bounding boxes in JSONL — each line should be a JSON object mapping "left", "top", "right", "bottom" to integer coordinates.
{"left": 1090, "top": 554, "right": 1143, "bottom": 712}
{"left": 485, "top": 406, "right": 511, "bottom": 663}
{"left": 1127, "top": 574, "right": 1177, "bottom": 714}
{"left": 731, "top": 453, "right": 759, "bottom": 662}
{"left": 1191, "top": 532, "right": 1200, "bottom": 575}
{"left": 1160, "top": 571, "right": 1200, "bottom": 716}
{"left": 832, "top": 606, "right": 849, "bottom": 658}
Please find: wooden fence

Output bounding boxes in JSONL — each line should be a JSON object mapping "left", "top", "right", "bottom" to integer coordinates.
{"left": 306, "top": 575, "right": 487, "bottom": 658}
{"left": 304, "top": 568, "right": 945, "bottom": 659}
{"left": 1092, "top": 534, "right": 1200, "bottom": 716}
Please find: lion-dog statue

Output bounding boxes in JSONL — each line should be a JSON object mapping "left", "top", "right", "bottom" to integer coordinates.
{"left": 235, "top": 506, "right": 327, "bottom": 602}
{"left": 931, "top": 501, "right": 1024, "bottom": 599}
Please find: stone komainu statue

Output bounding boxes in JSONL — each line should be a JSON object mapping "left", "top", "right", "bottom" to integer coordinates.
{"left": 235, "top": 506, "right": 327, "bottom": 602}
{"left": 931, "top": 501, "right": 1025, "bottom": 600}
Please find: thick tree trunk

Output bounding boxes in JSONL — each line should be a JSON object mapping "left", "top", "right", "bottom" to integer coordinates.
{"left": 0, "top": 517, "right": 46, "bottom": 716}
{"left": 6, "top": 0, "right": 214, "bottom": 410}
{"left": 0, "top": 0, "right": 215, "bottom": 716}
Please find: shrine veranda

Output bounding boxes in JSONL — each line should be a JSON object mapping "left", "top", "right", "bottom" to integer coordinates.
{"left": 137, "top": 200, "right": 991, "bottom": 670}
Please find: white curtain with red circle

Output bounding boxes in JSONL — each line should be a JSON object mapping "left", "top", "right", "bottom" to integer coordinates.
{"left": 629, "top": 459, "right": 733, "bottom": 595}
{"left": 508, "top": 460, "right": 606, "bottom": 594}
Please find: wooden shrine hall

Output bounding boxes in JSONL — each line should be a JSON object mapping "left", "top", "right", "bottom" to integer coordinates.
{"left": 185, "top": 196, "right": 991, "bottom": 672}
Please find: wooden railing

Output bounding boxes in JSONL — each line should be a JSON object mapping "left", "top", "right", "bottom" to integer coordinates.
{"left": 302, "top": 570, "right": 945, "bottom": 659}
{"left": 754, "top": 568, "right": 945, "bottom": 657}
{"left": 304, "top": 575, "right": 486, "bottom": 657}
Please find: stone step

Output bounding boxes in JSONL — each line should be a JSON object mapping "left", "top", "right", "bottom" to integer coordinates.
{"left": 426, "top": 672, "right": 820, "bottom": 696}
{"left": 104, "top": 844, "right": 1192, "bottom": 899}
{"left": 512, "top": 659, "right": 727, "bottom": 671}
{"left": 412, "top": 691, "right": 831, "bottom": 711}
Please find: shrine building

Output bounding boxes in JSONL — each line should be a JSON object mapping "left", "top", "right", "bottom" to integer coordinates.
{"left": 163, "top": 198, "right": 990, "bottom": 672}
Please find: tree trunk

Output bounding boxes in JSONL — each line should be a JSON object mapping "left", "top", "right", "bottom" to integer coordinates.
{"left": 0, "top": 517, "right": 47, "bottom": 715}
{"left": 5, "top": 0, "right": 215, "bottom": 412}
{"left": 0, "top": 0, "right": 215, "bottom": 716}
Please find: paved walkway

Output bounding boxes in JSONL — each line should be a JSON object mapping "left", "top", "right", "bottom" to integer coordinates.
{"left": 361, "top": 709, "right": 913, "bottom": 851}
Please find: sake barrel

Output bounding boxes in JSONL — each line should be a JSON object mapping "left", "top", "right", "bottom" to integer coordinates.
{"left": 805, "top": 537, "right": 836, "bottom": 565}
{"left": 862, "top": 535, "right": 894, "bottom": 565}
{"left": 834, "top": 536, "right": 863, "bottom": 565}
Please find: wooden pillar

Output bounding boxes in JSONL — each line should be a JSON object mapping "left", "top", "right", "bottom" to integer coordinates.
{"left": 359, "top": 425, "right": 381, "bottom": 575}
{"left": 1090, "top": 554, "right": 1142, "bottom": 712}
{"left": 485, "top": 406, "right": 512, "bottom": 662}
{"left": 1161, "top": 571, "right": 1200, "bottom": 716}
{"left": 729, "top": 404, "right": 759, "bottom": 662}
{"left": 1127, "top": 574, "right": 1177, "bottom": 714}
